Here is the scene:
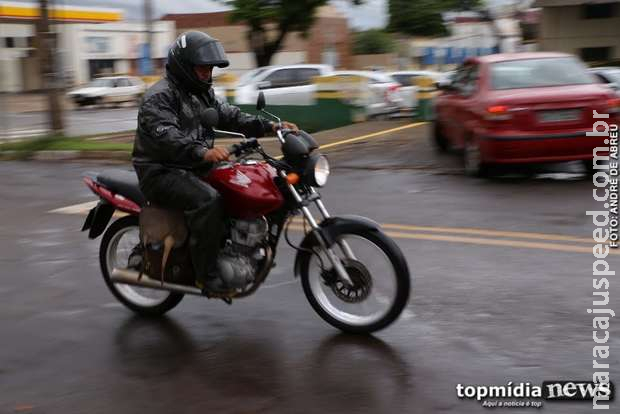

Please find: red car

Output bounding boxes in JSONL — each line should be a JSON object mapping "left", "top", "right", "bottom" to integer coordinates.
{"left": 433, "top": 52, "right": 620, "bottom": 175}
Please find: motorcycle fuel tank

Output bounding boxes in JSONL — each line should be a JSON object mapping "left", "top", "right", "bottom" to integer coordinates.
{"left": 205, "top": 162, "right": 284, "bottom": 219}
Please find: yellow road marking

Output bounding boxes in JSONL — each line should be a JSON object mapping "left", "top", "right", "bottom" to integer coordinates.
{"left": 49, "top": 201, "right": 98, "bottom": 214}
{"left": 290, "top": 218, "right": 592, "bottom": 244}
{"left": 51, "top": 203, "right": 599, "bottom": 253}
{"left": 274, "top": 122, "right": 426, "bottom": 160}
{"left": 318, "top": 122, "right": 427, "bottom": 151}
{"left": 287, "top": 225, "right": 612, "bottom": 255}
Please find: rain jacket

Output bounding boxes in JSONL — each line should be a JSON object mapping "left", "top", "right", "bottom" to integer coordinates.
{"left": 132, "top": 74, "right": 272, "bottom": 182}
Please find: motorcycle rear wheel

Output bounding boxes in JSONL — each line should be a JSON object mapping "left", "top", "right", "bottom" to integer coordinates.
{"left": 99, "top": 216, "right": 184, "bottom": 316}
{"left": 299, "top": 229, "right": 410, "bottom": 334}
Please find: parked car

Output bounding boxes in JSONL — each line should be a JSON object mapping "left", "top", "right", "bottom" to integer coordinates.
{"left": 333, "top": 70, "right": 401, "bottom": 117}
{"left": 233, "top": 64, "right": 333, "bottom": 105}
{"left": 589, "top": 67, "right": 620, "bottom": 96}
{"left": 67, "top": 76, "right": 145, "bottom": 107}
{"left": 433, "top": 52, "right": 620, "bottom": 176}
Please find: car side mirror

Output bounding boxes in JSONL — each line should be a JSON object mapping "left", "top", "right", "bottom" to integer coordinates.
{"left": 436, "top": 79, "right": 454, "bottom": 91}
{"left": 257, "top": 80, "right": 271, "bottom": 90}
{"left": 256, "top": 92, "right": 266, "bottom": 111}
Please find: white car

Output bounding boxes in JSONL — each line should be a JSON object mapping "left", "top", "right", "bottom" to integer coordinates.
{"left": 234, "top": 64, "right": 333, "bottom": 105}
{"left": 67, "top": 76, "right": 145, "bottom": 107}
{"left": 333, "top": 70, "right": 401, "bottom": 117}
{"left": 589, "top": 67, "right": 620, "bottom": 97}
{"left": 387, "top": 71, "right": 450, "bottom": 111}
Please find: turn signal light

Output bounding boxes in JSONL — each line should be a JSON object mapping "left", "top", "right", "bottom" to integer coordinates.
{"left": 485, "top": 105, "right": 512, "bottom": 120}
{"left": 286, "top": 173, "right": 300, "bottom": 185}
{"left": 607, "top": 98, "right": 620, "bottom": 113}
{"left": 487, "top": 105, "right": 509, "bottom": 113}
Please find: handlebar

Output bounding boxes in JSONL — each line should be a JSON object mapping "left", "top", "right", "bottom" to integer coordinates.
{"left": 228, "top": 137, "right": 260, "bottom": 157}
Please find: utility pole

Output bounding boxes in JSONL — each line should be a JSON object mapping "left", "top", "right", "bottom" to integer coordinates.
{"left": 143, "top": 0, "right": 153, "bottom": 75}
{"left": 38, "top": 0, "right": 64, "bottom": 134}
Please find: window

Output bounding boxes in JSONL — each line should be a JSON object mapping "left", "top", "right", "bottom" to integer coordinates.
{"left": 580, "top": 47, "right": 612, "bottom": 62}
{"left": 451, "top": 64, "right": 472, "bottom": 91}
{"left": 490, "top": 57, "right": 593, "bottom": 90}
{"left": 391, "top": 74, "right": 414, "bottom": 86}
{"left": 583, "top": 3, "right": 616, "bottom": 19}
{"left": 86, "top": 37, "right": 111, "bottom": 54}
{"left": 116, "top": 78, "right": 131, "bottom": 87}
{"left": 263, "top": 69, "right": 298, "bottom": 88}
{"left": 460, "top": 65, "right": 479, "bottom": 96}
{"left": 5, "top": 37, "right": 15, "bottom": 48}
{"left": 295, "top": 68, "right": 321, "bottom": 85}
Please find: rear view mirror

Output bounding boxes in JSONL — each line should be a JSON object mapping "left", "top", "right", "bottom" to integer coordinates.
{"left": 256, "top": 92, "right": 266, "bottom": 111}
{"left": 257, "top": 81, "right": 271, "bottom": 90}
{"left": 201, "top": 108, "right": 219, "bottom": 127}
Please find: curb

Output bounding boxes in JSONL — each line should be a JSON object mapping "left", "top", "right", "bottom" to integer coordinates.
{"left": 0, "top": 150, "right": 131, "bottom": 162}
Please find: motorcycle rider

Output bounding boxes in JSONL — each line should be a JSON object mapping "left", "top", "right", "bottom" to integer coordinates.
{"left": 132, "top": 31, "right": 297, "bottom": 292}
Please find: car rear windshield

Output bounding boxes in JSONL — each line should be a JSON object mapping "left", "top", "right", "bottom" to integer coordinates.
{"left": 490, "top": 57, "right": 594, "bottom": 90}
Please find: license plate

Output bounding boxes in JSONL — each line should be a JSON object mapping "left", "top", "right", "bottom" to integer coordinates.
{"left": 538, "top": 109, "right": 581, "bottom": 123}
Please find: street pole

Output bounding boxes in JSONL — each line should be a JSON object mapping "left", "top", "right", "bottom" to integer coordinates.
{"left": 0, "top": 21, "right": 10, "bottom": 139}
{"left": 38, "top": 0, "right": 64, "bottom": 134}
{"left": 143, "top": 0, "right": 153, "bottom": 75}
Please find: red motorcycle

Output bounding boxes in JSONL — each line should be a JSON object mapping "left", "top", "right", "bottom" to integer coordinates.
{"left": 81, "top": 93, "right": 410, "bottom": 333}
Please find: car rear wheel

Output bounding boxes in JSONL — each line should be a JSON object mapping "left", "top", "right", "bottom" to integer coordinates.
{"left": 463, "top": 136, "right": 489, "bottom": 177}
{"left": 432, "top": 120, "right": 449, "bottom": 153}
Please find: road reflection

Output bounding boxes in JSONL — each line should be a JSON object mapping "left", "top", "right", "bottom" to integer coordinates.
{"left": 112, "top": 316, "right": 412, "bottom": 412}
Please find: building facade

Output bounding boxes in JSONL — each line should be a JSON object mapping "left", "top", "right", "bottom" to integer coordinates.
{"left": 0, "top": 1, "right": 176, "bottom": 92}
{"left": 161, "top": 5, "right": 351, "bottom": 76}
{"left": 534, "top": 0, "right": 620, "bottom": 63}
{"left": 57, "top": 21, "right": 175, "bottom": 87}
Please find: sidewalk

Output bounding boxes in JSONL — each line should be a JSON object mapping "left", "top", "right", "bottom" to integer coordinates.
{"left": 0, "top": 118, "right": 422, "bottom": 162}
{"left": 2, "top": 93, "right": 73, "bottom": 113}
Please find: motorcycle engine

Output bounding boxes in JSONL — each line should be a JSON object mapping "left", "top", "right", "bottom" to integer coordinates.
{"left": 216, "top": 218, "right": 269, "bottom": 289}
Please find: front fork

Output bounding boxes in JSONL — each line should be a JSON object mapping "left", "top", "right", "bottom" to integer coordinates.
{"left": 281, "top": 171, "right": 356, "bottom": 285}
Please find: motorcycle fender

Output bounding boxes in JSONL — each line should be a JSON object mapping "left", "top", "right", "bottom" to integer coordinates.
{"left": 81, "top": 201, "right": 115, "bottom": 239}
{"left": 293, "top": 215, "right": 381, "bottom": 278}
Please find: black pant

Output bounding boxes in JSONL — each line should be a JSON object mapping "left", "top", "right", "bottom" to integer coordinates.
{"left": 139, "top": 168, "right": 225, "bottom": 282}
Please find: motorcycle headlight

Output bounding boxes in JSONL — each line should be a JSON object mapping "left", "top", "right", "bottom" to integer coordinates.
{"left": 306, "top": 154, "right": 330, "bottom": 187}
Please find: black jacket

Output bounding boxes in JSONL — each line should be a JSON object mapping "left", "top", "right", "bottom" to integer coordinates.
{"left": 132, "top": 74, "right": 272, "bottom": 182}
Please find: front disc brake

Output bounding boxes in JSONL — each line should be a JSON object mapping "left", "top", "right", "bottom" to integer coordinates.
{"left": 322, "top": 259, "right": 373, "bottom": 303}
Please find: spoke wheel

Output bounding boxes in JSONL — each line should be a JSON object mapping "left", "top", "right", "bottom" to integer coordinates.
{"left": 299, "top": 229, "right": 410, "bottom": 334}
{"left": 100, "top": 216, "right": 184, "bottom": 316}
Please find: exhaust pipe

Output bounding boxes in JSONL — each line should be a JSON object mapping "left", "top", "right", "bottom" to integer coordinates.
{"left": 110, "top": 268, "right": 204, "bottom": 296}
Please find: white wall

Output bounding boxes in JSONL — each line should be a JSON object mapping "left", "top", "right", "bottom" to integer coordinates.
{"left": 0, "top": 23, "right": 35, "bottom": 92}
{"left": 57, "top": 20, "right": 176, "bottom": 85}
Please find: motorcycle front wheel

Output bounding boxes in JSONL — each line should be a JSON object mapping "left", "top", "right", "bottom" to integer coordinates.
{"left": 299, "top": 229, "right": 410, "bottom": 334}
{"left": 99, "top": 215, "right": 184, "bottom": 316}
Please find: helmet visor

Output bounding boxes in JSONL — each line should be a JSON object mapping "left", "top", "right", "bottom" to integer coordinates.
{"left": 191, "top": 40, "right": 229, "bottom": 68}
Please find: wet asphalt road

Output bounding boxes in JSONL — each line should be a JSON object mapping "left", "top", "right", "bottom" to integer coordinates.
{"left": 1, "top": 126, "right": 619, "bottom": 414}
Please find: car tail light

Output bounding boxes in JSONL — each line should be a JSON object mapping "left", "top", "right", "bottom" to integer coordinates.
{"left": 485, "top": 105, "right": 512, "bottom": 121}
{"left": 606, "top": 98, "right": 620, "bottom": 114}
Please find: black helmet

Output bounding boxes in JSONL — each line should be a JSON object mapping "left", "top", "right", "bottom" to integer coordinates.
{"left": 167, "top": 31, "right": 229, "bottom": 94}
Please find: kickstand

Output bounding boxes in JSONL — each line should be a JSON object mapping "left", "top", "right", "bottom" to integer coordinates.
{"left": 221, "top": 297, "right": 232, "bottom": 305}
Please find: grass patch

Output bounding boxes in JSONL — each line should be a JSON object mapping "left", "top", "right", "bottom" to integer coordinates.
{"left": 0, "top": 135, "right": 132, "bottom": 153}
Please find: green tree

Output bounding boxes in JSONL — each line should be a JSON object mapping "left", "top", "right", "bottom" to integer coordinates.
{"left": 227, "top": 0, "right": 362, "bottom": 67}
{"left": 353, "top": 30, "right": 395, "bottom": 55}
{"left": 387, "top": 0, "right": 482, "bottom": 37}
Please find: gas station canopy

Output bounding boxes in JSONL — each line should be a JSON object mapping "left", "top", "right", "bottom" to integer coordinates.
{"left": 0, "top": 1, "right": 123, "bottom": 23}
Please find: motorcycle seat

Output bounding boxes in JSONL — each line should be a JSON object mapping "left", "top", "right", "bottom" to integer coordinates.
{"left": 97, "top": 170, "right": 146, "bottom": 207}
